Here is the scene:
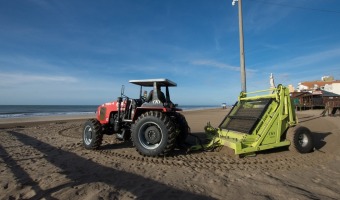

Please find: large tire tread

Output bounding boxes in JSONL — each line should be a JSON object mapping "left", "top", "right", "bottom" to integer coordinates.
{"left": 172, "top": 112, "right": 190, "bottom": 145}
{"left": 83, "top": 119, "right": 103, "bottom": 150}
{"left": 131, "top": 111, "right": 177, "bottom": 156}
{"left": 287, "top": 125, "right": 314, "bottom": 154}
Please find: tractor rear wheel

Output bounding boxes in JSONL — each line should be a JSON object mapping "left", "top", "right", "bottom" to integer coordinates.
{"left": 131, "top": 111, "right": 177, "bottom": 156}
{"left": 172, "top": 112, "right": 190, "bottom": 146}
{"left": 287, "top": 125, "right": 314, "bottom": 153}
{"left": 82, "top": 119, "right": 103, "bottom": 149}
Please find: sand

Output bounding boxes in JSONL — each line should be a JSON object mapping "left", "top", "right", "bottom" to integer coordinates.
{"left": 0, "top": 109, "right": 339, "bottom": 199}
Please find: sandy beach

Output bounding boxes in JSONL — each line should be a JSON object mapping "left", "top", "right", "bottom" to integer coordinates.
{"left": 0, "top": 108, "right": 339, "bottom": 199}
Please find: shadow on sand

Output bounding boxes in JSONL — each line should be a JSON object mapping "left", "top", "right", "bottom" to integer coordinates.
{"left": 1, "top": 130, "right": 213, "bottom": 200}
{"left": 312, "top": 131, "right": 332, "bottom": 151}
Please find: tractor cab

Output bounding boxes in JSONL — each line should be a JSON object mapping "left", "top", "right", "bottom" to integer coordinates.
{"left": 129, "top": 78, "right": 179, "bottom": 109}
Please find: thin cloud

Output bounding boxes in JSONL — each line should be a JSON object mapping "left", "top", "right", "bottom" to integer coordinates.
{"left": 287, "top": 48, "right": 340, "bottom": 67}
{"left": 191, "top": 59, "right": 258, "bottom": 74}
{"left": 0, "top": 55, "right": 69, "bottom": 73}
{"left": 0, "top": 73, "right": 77, "bottom": 86}
{"left": 192, "top": 60, "right": 239, "bottom": 71}
{"left": 256, "top": 47, "right": 340, "bottom": 73}
{"left": 245, "top": 0, "right": 310, "bottom": 32}
{"left": 27, "top": 0, "right": 51, "bottom": 9}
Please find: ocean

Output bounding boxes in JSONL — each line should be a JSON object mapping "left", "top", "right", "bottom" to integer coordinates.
{"left": 0, "top": 105, "right": 220, "bottom": 119}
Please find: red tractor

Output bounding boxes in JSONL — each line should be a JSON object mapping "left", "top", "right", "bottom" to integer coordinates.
{"left": 82, "top": 78, "right": 189, "bottom": 156}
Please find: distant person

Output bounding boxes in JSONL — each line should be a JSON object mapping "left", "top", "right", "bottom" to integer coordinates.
{"left": 143, "top": 90, "right": 148, "bottom": 101}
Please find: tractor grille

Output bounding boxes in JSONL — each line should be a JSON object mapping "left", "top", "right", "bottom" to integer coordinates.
{"left": 99, "top": 107, "right": 106, "bottom": 121}
{"left": 219, "top": 99, "right": 272, "bottom": 134}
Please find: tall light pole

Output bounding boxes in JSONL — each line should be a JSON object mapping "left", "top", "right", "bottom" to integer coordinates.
{"left": 232, "top": 0, "right": 246, "bottom": 93}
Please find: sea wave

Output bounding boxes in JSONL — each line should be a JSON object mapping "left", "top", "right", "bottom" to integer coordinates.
{"left": 180, "top": 106, "right": 220, "bottom": 111}
{"left": 0, "top": 112, "right": 95, "bottom": 119}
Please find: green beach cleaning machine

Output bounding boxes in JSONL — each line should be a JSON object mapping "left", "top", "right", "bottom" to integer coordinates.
{"left": 191, "top": 84, "right": 314, "bottom": 157}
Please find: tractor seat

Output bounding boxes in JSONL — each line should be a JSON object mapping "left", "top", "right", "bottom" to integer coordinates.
{"left": 146, "top": 90, "right": 166, "bottom": 103}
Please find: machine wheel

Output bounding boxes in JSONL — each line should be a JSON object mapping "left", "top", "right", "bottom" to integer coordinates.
{"left": 172, "top": 112, "right": 190, "bottom": 146}
{"left": 131, "top": 111, "right": 177, "bottom": 156}
{"left": 82, "top": 119, "right": 103, "bottom": 149}
{"left": 287, "top": 125, "right": 314, "bottom": 153}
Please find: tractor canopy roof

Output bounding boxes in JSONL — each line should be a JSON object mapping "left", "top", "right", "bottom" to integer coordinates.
{"left": 129, "top": 78, "right": 177, "bottom": 87}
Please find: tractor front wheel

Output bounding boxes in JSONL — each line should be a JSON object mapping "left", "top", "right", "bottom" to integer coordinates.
{"left": 82, "top": 119, "right": 103, "bottom": 150}
{"left": 131, "top": 111, "right": 176, "bottom": 156}
{"left": 287, "top": 125, "right": 314, "bottom": 153}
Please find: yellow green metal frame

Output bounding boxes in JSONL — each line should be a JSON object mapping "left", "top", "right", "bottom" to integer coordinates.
{"left": 191, "top": 84, "right": 297, "bottom": 155}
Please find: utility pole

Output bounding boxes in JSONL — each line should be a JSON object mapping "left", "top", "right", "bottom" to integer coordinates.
{"left": 232, "top": 0, "right": 246, "bottom": 93}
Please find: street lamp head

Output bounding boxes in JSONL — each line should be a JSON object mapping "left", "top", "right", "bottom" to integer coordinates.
{"left": 232, "top": 0, "right": 238, "bottom": 6}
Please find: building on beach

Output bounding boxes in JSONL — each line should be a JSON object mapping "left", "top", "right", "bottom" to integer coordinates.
{"left": 291, "top": 76, "right": 340, "bottom": 111}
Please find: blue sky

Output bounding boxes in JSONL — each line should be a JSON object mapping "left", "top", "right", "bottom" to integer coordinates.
{"left": 1, "top": 0, "right": 340, "bottom": 105}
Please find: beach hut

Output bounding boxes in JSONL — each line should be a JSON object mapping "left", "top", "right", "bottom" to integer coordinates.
{"left": 320, "top": 90, "right": 340, "bottom": 116}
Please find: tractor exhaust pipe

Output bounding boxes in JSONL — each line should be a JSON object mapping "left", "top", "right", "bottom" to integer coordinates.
{"left": 115, "top": 96, "right": 122, "bottom": 132}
